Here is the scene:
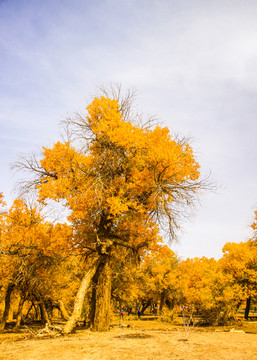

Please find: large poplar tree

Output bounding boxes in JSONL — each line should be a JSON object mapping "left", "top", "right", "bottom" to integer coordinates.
{"left": 15, "top": 86, "right": 206, "bottom": 333}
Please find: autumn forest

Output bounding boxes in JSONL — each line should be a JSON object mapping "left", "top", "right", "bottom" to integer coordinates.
{"left": 0, "top": 87, "right": 257, "bottom": 335}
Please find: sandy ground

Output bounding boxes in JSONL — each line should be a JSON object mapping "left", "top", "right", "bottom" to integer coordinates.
{"left": 0, "top": 323, "right": 257, "bottom": 360}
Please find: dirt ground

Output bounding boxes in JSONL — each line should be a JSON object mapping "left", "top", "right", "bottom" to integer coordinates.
{"left": 0, "top": 320, "right": 257, "bottom": 360}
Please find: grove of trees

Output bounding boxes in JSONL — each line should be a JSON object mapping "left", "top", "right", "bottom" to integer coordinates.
{"left": 0, "top": 87, "right": 256, "bottom": 333}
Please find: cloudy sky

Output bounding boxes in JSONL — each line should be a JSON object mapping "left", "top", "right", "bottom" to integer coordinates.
{"left": 1, "top": 0, "right": 256, "bottom": 259}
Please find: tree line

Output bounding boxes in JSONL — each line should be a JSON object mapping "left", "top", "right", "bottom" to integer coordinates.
{"left": 0, "top": 85, "right": 256, "bottom": 333}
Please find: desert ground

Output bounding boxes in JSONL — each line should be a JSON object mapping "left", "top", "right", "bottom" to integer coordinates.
{"left": 0, "top": 319, "right": 257, "bottom": 360}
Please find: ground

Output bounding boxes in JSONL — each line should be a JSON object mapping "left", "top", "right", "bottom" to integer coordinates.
{"left": 0, "top": 319, "right": 257, "bottom": 360}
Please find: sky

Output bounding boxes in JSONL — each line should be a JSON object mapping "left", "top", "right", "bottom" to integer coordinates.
{"left": 0, "top": 0, "right": 256, "bottom": 260}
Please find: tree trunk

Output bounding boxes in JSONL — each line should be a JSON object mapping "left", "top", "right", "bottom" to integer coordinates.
{"left": 14, "top": 296, "right": 25, "bottom": 330}
{"left": 39, "top": 300, "right": 51, "bottom": 325}
{"left": 0, "top": 284, "right": 15, "bottom": 333}
{"left": 90, "top": 255, "right": 111, "bottom": 332}
{"left": 159, "top": 295, "right": 165, "bottom": 316}
{"left": 165, "top": 298, "right": 175, "bottom": 310}
{"left": 52, "top": 300, "right": 70, "bottom": 321}
{"left": 25, "top": 301, "right": 38, "bottom": 320}
{"left": 141, "top": 300, "right": 151, "bottom": 315}
{"left": 244, "top": 296, "right": 251, "bottom": 320}
{"left": 7, "top": 291, "right": 14, "bottom": 322}
{"left": 62, "top": 257, "right": 101, "bottom": 335}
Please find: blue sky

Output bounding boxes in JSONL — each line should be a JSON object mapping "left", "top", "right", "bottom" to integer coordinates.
{"left": 1, "top": 0, "right": 256, "bottom": 259}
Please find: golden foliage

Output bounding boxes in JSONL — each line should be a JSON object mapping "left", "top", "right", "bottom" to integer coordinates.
{"left": 25, "top": 94, "right": 202, "bottom": 255}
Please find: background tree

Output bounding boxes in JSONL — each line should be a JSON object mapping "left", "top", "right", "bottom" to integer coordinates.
{"left": 111, "top": 243, "right": 178, "bottom": 315}
{"left": 220, "top": 239, "right": 257, "bottom": 320}
{"left": 0, "top": 197, "right": 73, "bottom": 331}
{"left": 135, "top": 244, "right": 178, "bottom": 315}
{"left": 177, "top": 257, "right": 242, "bottom": 325}
{"left": 15, "top": 85, "right": 207, "bottom": 332}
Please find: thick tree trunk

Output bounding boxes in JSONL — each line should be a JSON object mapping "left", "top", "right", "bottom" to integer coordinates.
{"left": 39, "top": 300, "right": 51, "bottom": 325}
{"left": 14, "top": 296, "right": 25, "bottom": 330}
{"left": 0, "top": 284, "right": 15, "bottom": 333}
{"left": 244, "top": 296, "right": 251, "bottom": 320}
{"left": 90, "top": 256, "right": 112, "bottom": 332}
{"left": 165, "top": 298, "right": 175, "bottom": 310}
{"left": 52, "top": 300, "right": 70, "bottom": 321}
{"left": 7, "top": 291, "right": 14, "bottom": 322}
{"left": 62, "top": 257, "right": 101, "bottom": 335}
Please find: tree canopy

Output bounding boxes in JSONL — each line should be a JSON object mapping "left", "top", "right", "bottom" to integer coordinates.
{"left": 10, "top": 86, "right": 208, "bottom": 332}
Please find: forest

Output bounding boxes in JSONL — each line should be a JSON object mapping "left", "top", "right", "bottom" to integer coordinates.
{"left": 0, "top": 87, "right": 257, "bottom": 336}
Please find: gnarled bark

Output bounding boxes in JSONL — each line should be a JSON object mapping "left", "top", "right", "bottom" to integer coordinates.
{"left": 39, "top": 300, "right": 51, "bottom": 325}
{"left": 0, "top": 284, "right": 15, "bottom": 333}
{"left": 90, "top": 255, "right": 111, "bottom": 332}
{"left": 7, "top": 291, "right": 15, "bottom": 322}
{"left": 62, "top": 257, "right": 101, "bottom": 335}
{"left": 52, "top": 300, "right": 70, "bottom": 321}
{"left": 14, "top": 295, "right": 25, "bottom": 330}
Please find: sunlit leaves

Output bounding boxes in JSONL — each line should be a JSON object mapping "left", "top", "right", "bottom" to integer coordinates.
{"left": 220, "top": 240, "right": 257, "bottom": 299}
{"left": 0, "top": 198, "right": 73, "bottom": 301}
{"left": 33, "top": 94, "right": 202, "bottom": 253}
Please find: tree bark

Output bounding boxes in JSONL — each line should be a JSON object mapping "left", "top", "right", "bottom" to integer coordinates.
{"left": 62, "top": 257, "right": 101, "bottom": 335}
{"left": 7, "top": 291, "right": 14, "bottom": 322}
{"left": 0, "top": 284, "right": 15, "bottom": 333}
{"left": 159, "top": 293, "right": 166, "bottom": 315}
{"left": 141, "top": 300, "right": 151, "bottom": 315}
{"left": 39, "top": 300, "right": 51, "bottom": 325}
{"left": 52, "top": 300, "right": 70, "bottom": 321}
{"left": 14, "top": 296, "right": 25, "bottom": 330}
{"left": 244, "top": 296, "right": 251, "bottom": 320}
{"left": 90, "top": 255, "right": 112, "bottom": 332}
{"left": 26, "top": 301, "right": 39, "bottom": 320}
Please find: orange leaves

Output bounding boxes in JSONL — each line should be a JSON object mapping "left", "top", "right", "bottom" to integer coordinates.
{"left": 174, "top": 238, "right": 257, "bottom": 323}
{"left": 177, "top": 257, "right": 219, "bottom": 306}
{"left": 0, "top": 192, "right": 6, "bottom": 208}
{"left": 87, "top": 97, "right": 138, "bottom": 149}
{"left": 145, "top": 126, "right": 200, "bottom": 182}
{"left": 20, "top": 92, "right": 203, "bottom": 254}
{"left": 251, "top": 210, "right": 257, "bottom": 241}
{"left": 176, "top": 256, "right": 244, "bottom": 322}
{"left": 0, "top": 197, "right": 75, "bottom": 306}
{"left": 86, "top": 96, "right": 200, "bottom": 194}
{"left": 220, "top": 240, "right": 257, "bottom": 298}
{"left": 39, "top": 142, "right": 86, "bottom": 202}
{"left": 0, "top": 198, "right": 72, "bottom": 260}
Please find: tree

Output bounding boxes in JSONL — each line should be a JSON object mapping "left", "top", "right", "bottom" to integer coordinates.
{"left": 15, "top": 85, "right": 207, "bottom": 332}
{"left": 111, "top": 243, "right": 178, "bottom": 315}
{"left": 176, "top": 257, "right": 242, "bottom": 325}
{"left": 136, "top": 244, "right": 178, "bottom": 314}
{"left": 220, "top": 239, "right": 257, "bottom": 320}
{"left": 0, "top": 197, "right": 73, "bottom": 331}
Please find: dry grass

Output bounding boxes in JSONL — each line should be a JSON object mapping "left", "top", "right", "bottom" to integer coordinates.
{"left": 0, "top": 319, "right": 257, "bottom": 360}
